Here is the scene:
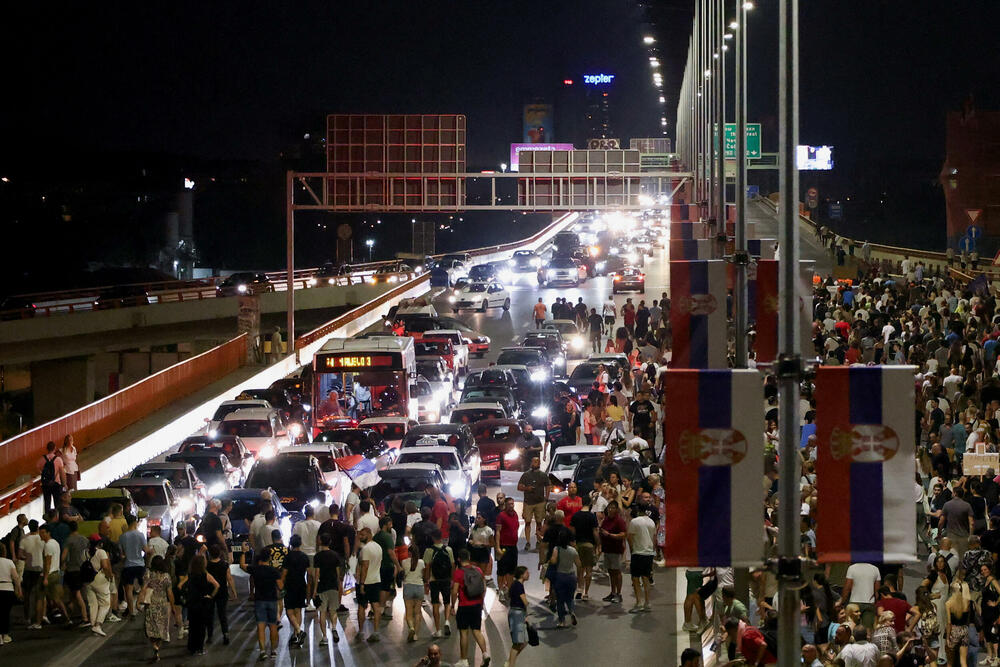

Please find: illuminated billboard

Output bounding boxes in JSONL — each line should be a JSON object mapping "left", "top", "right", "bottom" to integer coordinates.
{"left": 796, "top": 145, "right": 834, "bottom": 170}
{"left": 583, "top": 73, "right": 615, "bottom": 85}
{"left": 523, "top": 104, "right": 554, "bottom": 143}
{"left": 509, "top": 143, "right": 575, "bottom": 172}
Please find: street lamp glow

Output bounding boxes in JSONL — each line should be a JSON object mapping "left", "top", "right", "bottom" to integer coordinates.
{"left": 743, "top": 1, "right": 754, "bottom": 9}
{"left": 724, "top": 33, "right": 733, "bottom": 40}
{"left": 722, "top": 44, "right": 729, "bottom": 51}
{"left": 643, "top": 35, "right": 655, "bottom": 44}
{"left": 704, "top": 69, "right": 711, "bottom": 77}
{"left": 713, "top": 52, "right": 719, "bottom": 59}
{"left": 730, "top": 21, "right": 740, "bottom": 29}
{"left": 659, "top": 95, "right": 666, "bottom": 103}
{"left": 500, "top": 162, "right": 507, "bottom": 172}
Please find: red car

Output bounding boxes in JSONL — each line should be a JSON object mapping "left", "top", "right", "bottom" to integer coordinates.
{"left": 415, "top": 339, "right": 457, "bottom": 372}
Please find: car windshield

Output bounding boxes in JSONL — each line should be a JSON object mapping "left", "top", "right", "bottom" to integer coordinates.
{"left": 227, "top": 499, "right": 262, "bottom": 523}
{"left": 70, "top": 496, "right": 124, "bottom": 521}
{"left": 570, "top": 364, "right": 601, "bottom": 380}
{"left": 412, "top": 383, "right": 433, "bottom": 398}
{"left": 281, "top": 452, "right": 336, "bottom": 473}
{"left": 471, "top": 423, "right": 518, "bottom": 441}
{"left": 182, "top": 456, "right": 228, "bottom": 477}
{"left": 463, "top": 390, "right": 510, "bottom": 403}
{"left": 416, "top": 363, "right": 445, "bottom": 381}
{"left": 212, "top": 403, "right": 261, "bottom": 422}
{"left": 435, "top": 318, "right": 477, "bottom": 335}
{"left": 373, "top": 474, "right": 435, "bottom": 495}
{"left": 545, "top": 322, "right": 577, "bottom": 335}
{"left": 365, "top": 422, "right": 406, "bottom": 439}
{"left": 451, "top": 409, "right": 504, "bottom": 424}
{"left": 396, "top": 452, "right": 459, "bottom": 469}
{"left": 246, "top": 464, "right": 315, "bottom": 494}
{"left": 220, "top": 420, "right": 272, "bottom": 438}
{"left": 416, "top": 341, "right": 451, "bottom": 356}
{"left": 469, "top": 266, "right": 492, "bottom": 279}
{"left": 135, "top": 469, "right": 189, "bottom": 489}
{"left": 552, "top": 452, "right": 601, "bottom": 471}
{"left": 466, "top": 283, "right": 488, "bottom": 293}
{"left": 550, "top": 258, "right": 576, "bottom": 268}
{"left": 119, "top": 485, "right": 168, "bottom": 506}
{"left": 497, "top": 350, "right": 540, "bottom": 366}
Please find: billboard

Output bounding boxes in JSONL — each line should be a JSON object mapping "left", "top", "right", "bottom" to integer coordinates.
{"left": 509, "top": 143, "right": 574, "bottom": 172}
{"left": 588, "top": 138, "right": 621, "bottom": 150}
{"left": 583, "top": 73, "right": 615, "bottom": 86}
{"left": 523, "top": 104, "right": 554, "bottom": 143}
{"left": 796, "top": 145, "right": 834, "bottom": 170}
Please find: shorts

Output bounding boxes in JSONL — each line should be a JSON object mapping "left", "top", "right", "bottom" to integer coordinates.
{"left": 469, "top": 544, "right": 491, "bottom": 565}
{"left": 497, "top": 545, "right": 518, "bottom": 576}
{"left": 522, "top": 502, "right": 546, "bottom": 526}
{"left": 456, "top": 604, "right": 483, "bottom": 631}
{"left": 429, "top": 580, "right": 451, "bottom": 605}
{"left": 254, "top": 600, "right": 278, "bottom": 624}
{"left": 508, "top": 607, "right": 528, "bottom": 644}
{"left": 698, "top": 578, "right": 718, "bottom": 601}
{"left": 355, "top": 584, "right": 379, "bottom": 607}
{"left": 121, "top": 565, "right": 146, "bottom": 587}
{"left": 577, "top": 542, "right": 596, "bottom": 567}
{"left": 604, "top": 316, "right": 615, "bottom": 327}
{"left": 685, "top": 569, "right": 704, "bottom": 595}
{"left": 22, "top": 570, "right": 41, "bottom": 594}
{"left": 403, "top": 583, "right": 425, "bottom": 600}
{"left": 303, "top": 554, "right": 315, "bottom": 568}
{"left": 64, "top": 570, "right": 84, "bottom": 592}
{"left": 45, "top": 571, "right": 62, "bottom": 600}
{"left": 380, "top": 568, "right": 396, "bottom": 593}
{"left": 631, "top": 554, "right": 653, "bottom": 579}
{"left": 285, "top": 584, "right": 307, "bottom": 610}
{"left": 603, "top": 552, "right": 623, "bottom": 571}
{"left": 317, "top": 589, "right": 340, "bottom": 614}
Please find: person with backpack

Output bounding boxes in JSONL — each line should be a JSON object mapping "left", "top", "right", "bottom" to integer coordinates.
{"left": 422, "top": 528, "right": 455, "bottom": 639}
{"left": 451, "top": 548, "right": 490, "bottom": 667}
{"left": 38, "top": 441, "right": 65, "bottom": 511}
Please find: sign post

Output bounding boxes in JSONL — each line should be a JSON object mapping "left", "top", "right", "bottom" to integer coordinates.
{"left": 716, "top": 122, "right": 762, "bottom": 159}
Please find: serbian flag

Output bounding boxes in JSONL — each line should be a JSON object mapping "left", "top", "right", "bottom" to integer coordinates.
{"left": 671, "top": 221, "right": 709, "bottom": 240}
{"left": 815, "top": 366, "right": 916, "bottom": 563}
{"left": 749, "top": 260, "right": 780, "bottom": 362}
{"left": 335, "top": 454, "right": 381, "bottom": 489}
{"left": 662, "top": 369, "right": 764, "bottom": 565}
{"left": 670, "top": 260, "right": 727, "bottom": 368}
{"left": 748, "top": 238, "right": 776, "bottom": 259}
{"left": 669, "top": 238, "right": 713, "bottom": 261}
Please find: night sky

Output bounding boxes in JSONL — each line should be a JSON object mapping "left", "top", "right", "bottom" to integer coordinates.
{"left": 2, "top": 0, "right": 998, "bottom": 265}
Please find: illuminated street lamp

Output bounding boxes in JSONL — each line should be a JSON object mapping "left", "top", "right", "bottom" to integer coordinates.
{"left": 365, "top": 238, "right": 375, "bottom": 262}
{"left": 643, "top": 35, "right": 655, "bottom": 44}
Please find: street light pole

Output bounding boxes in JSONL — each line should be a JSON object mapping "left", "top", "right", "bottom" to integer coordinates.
{"left": 777, "top": 1, "right": 803, "bottom": 667}
{"left": 734, "top": 0, "right": 748, "bottom": 367}
{"left": 285, "top": 170, "right": 296, "bottom": 364}
{"left": 713, "top": 0, "right": 725, "bottom": 240}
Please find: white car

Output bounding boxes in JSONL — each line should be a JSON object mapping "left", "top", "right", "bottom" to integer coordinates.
{"left": 273, "top": 443, "right": 355, "bottom": 509}
{"left": 217, "top": 407, "right": 291, "bottom": 459}
{"left": 449, "top": 280, "right": 511, "bottom": 312}
{"left": 541, "top": 257, "right": 588, "bottom": 287}
{"left": 416, "top": 358, "right": 456, "bottom": 404}
{"left": 205, "top": 399, "right": 272, "bottom": 438}
{"left": 421, "top": 330, "right": 470, "bottom": 372}
{"left": 543, "top": 320, "right": 587, "bottom": 358}
{"left": 545, "top": 445, "right": 607, "bottom": 487}
{"left": 412, "top": 375, "right": 445, "bottom": 424}
{"left": 359, "top": 416, "right": 415, "bottom": 449}
{"left": 393, "top": 446, "right": 474, "bottom": 502}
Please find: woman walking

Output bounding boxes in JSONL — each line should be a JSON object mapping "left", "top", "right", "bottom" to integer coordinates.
{"left": 468, "top": 513, "right": 495, "bottom": 586}
{"left": 0, "top": 543, "right": 22, "bottom": 645}
{"left": 400, "top": 542, "right": 425, "bottom": 642}
{"left": 205, "top": 544, "right": 234, "bottom": 645}
{"left": 184, "top": 554, "right": 220, "bottom": 656}
{"left": 84, "top": 535, "right": 113, "bottom": 637}
{"left": 60, "top": 435, "right": 79, "bottom": 491}
{"left": 138, "top": 555, "right": 173, "bottom": 662}
{"left": 549, "top": 540, "right": 580, "bottom": 628}
{"left": 506, "top": 566, "right": 530, "bottom": 667}
{"left": 927, "top": 554, "right": 952, "bottom": 652}
{"left": 982, "top": 565, "right": 1000, "bottom": 665}
{"left": 945, "top": 581, "right": 971, "bottom": 667}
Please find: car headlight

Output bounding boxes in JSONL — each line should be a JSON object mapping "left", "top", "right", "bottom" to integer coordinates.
{"left": 448, "top": 295, "right": 457, "bottom": 303}
{"left": 260, "top": 445, "right": 276, "bottom": 459}
{"left": 307, "top": 277, "right": 317, "bottom": 287}
{"left": 415, "top": 265, "right": 423, "bottom": 273}
{"left": 596, "top": 261, "right": 606, "bottom": 271}
{"left": 176, "top": 497, "right": 194, "bottom": 513}
{"left": 530, "top": 368, "right": 548, "bottom": 382}
{"left": 628, "top": 253, "right": 639, "bottom": 262}
{"left": 504, "top": 449, "right": 522, "bottom": 461}
{"left": 237, "top": 284, "right": 248, "bottom": 293}
{"left": 302, "top": 404, "right": 311, "bottom": 413}
{"left": 449, "top": 481, "right": 468, "bottom": 497}
{"left": 571, "top": 337, "right": 585, "bottom": 350}
{"left": 531, "top": 406, "right": 549, "bottom": 418}
{"left": 531, "top": 258, "right": 541, "bottom": 267}
{"left": 547, "top": 270, "right": 557, "bottom": 278}
{"left": 388, "top": 275, "right": 399, "bottom": 283}
{"left": 207, "top": 483, "right": 227, "bottom": 496}
{"left": 289, "top": 423, "right": 302, "bottom": 436}
{"left": 554, "top": 355, "right": 565, "bottom": 366}
{"left": 208, "top": 429, "right": 218, "bottom": 439}
{"left": 328, "top": 278, "right": 336, "bottom": 285}
{"left": 610, "top": 247, "right": 619, "bottom": 255}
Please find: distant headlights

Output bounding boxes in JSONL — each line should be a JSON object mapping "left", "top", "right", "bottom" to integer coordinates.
{"left": 530, "top": 368, "right": 549, "bottom": 382}
{"left": 571, "top": 337, "right": 585, "bottom": 350}
{"left": 531, "top": 406, "right": 549, "bottom": 418}
{"left": 448, "top": 481, "right": 468, "bottom": 498}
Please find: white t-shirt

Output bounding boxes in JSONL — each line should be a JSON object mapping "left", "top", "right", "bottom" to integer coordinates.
{"left": 43, "top": 538, "right": 61, "bottom": 574}
{"left": 21, "top": 533, "right": 44, "bottom": 571}
{"left": 249, "top": 513, "right": 266, "bottom": 549}
{"left": 357, "top": 511, "right": 379, "bottom": 537}
{"left": 0, "top": 557, "right": 16, "bottom": 592}
{"left": 294, "top": 519, "right": 321, "bottom": 556}
{"left": 90, "top": 549, "right": 109, "bottom": 579}
{"left": 838, "top": 641, "right": 880, "bottom": 667}
{"left": 592, "top": 495, "right": 609, "bottom": 515}
{"left": 400, "top": 558, "right": 426, "bottom": 586}
{"left": 147, "top": 536, "right": 169, "bottom": 559}
{"left": 627, "top": 515, "right": 656, "bottom": 556}
{"left": 360, "top": 540, "right": 383, "bottom": 585}
{"left": 470, "top": 525, "right": 494, "bottom": 547}
{"left": 845, "top": 562, "right": 880, "bottom": 604}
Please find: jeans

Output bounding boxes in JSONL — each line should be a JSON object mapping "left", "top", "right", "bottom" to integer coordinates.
{"left": 553, "top": 572, "right": 577, "bottom": 622}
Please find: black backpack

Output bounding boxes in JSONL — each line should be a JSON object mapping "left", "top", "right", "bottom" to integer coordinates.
{"left": 41, "top": 455, "right": 56, "bottom": 486}
{"left": 462, "top": 565, "right": 486, "bottom": 599}
{"left": 79, "top": 558, "right": 97, "bottom": 584}
{"left": 430, "top": 545, "right": 452, "bottom": 581}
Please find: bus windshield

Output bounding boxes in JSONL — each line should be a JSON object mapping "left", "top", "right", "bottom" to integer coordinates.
{"left": 314, "top": 370, "right": 409, "bottom": 424}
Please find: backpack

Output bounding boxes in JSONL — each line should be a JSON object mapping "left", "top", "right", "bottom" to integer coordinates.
{"left": 462, "top": 565, "right": 486, "bottom": 599}
{"left": 41, "top": 455, "right": 56, "bottom": 486}
{"left": 430, "top": 545, "right": 452, "bottom": 581}
{"left": 80, "top": 557, "right": 97, "bottom": 584}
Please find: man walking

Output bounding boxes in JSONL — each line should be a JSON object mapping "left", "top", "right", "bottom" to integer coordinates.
{"left": 588, "top": 308, "right": 604, "bottom": 353}
{"left": 356, "top": 526, "right": 383, "bottom": 643}
{"left": 517, "top": 457, "right": 549, "bottom": 551}
{"left": 423, "top": 528, "right": 455, "bottom": 639}
{"left": 599, "top": 501, "right": 627, "bottom": 604}
{"left": 495, "top": 498, "right": 520, "bottom": 605}
{"left": 314, "top": 533, "right": 345, "bottom": 645}
{"left": 292, "top": 504, "right": 320, "bottom": 609}
{"left": 626, "top": 505, "right": 656, "bottom": 613}
{"left": 532, "top": 298, "right": 547, "bottom": 329}
{"left": 118, "top": 514, "right": 147, "bottom": 618}
{"left": 451, "top": 548, "right": 490, "bottom": 667}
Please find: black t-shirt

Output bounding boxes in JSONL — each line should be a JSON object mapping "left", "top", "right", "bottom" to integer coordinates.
{"left": 250, "top": 564, "right": 281, "bottom": 601}
{"left": 542, "top": 524, "right": 570, "bottom": 561}
{"left": 325, "top": 520, "right": 355, "bottom": 557}
{"left": 983, "top": 528, "right": 1000, "bottom": 557}
{"left": 588, "top": 313, "right": 603, "bottom": 335}
{"left": 420, "top": 494, "right": 435, "bottom": 511}
{"left": 180, "top": 536, "right": 201, "bottom": 567}
{"left": 476, "top": 497, "right": 498, "bottom": 526}
{"left": 570, "top": 510, "right": 598, "bottom": 545}
{"left": 206, "top": 558, "right": 229, "bottom": 594}
{"left": 282, "top": 549, "right": 310, "bottom": 590}
{"left": 636, "top": 308, "right": 650, "bottom": 327}
{"left": 314, "top": 549, "right": 344, "bottom": 593}
{"left": 197, "top": 512, "right": 224, "bottom": 546}
{"left": 509, "top": 580, "right": 526, "bottom": 609}
{"left": 629, "top": 399, "right": 655, "bottom": 428}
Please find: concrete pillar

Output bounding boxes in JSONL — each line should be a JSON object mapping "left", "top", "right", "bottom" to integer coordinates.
{"left": 31, "top": 356, "right": 96, "bottom": 424}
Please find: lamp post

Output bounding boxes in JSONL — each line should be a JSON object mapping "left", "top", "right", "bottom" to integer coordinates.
{"left": 365, "top": 238, "right": 375, "bottom": 262}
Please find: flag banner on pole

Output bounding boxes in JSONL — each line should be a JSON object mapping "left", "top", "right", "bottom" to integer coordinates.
{"left": 724, "top": 221, "right": 757, "bottom": 238}
{"left": 669, "top": 260, "right": 727, "bottom": 368}
{"left": 748, "top": 260, "right": 815, "bottom": 363}
{"left": 748, "top": 238, "right": 776, "bottom": 259}
{"left": 815, "top": 365, "right": 916, "bottom": 563}
{"left": 671, "top": 221, "right": 710, "bottom": 240}
{"left": 669, "top": 239, "right": 713, "bottom": 261}
{"left": 662, "top": 369, "right": 764, "bottom": 566}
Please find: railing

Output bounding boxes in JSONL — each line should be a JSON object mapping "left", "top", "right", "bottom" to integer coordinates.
{"left": 0, "top": 335, "right": 248, "bottom": 514}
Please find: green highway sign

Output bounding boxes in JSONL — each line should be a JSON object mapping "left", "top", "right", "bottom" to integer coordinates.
{"left": 714, "top": 123, "right": 762, "bottom": 159}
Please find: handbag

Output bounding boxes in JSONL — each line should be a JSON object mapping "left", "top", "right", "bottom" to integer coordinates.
{"left": 526, "top": 620, "right": 540, "bottom": 647}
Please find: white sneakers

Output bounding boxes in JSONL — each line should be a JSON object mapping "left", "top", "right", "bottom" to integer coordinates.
{"left": 91, "top": 625, "right": 107, "bottom": 637}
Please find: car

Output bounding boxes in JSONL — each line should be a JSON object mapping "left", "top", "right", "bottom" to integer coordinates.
{"left": 108, "top": 478, "right": 184, "bottom": 541}
{"left": 611, "top": 244, "right": 645, "bottom": 268}
{"left": 539, "top": 257, "right": 587, "bottom": 287}
{"left": 551, "top": 231, "right": 580, "bottom": 256}
{"left": 165, "top": 451, "right": 243, "bottom": 494}
{"left": 586, "top": 353, "right": 631, "bottom": 376}
{"left": 205, "top": 399, "right": 272, "bottom": 438}
{"left": 549, "top": 452, "right": 649, "bottom": 503}
{"left": 0, "top": 295, "right": 36, "bottom": 320}
{"left": 463, "top": 367, "right": 518, "bottom": 391}
{"left": 400, "top": 423, "right": 481, "bottom": 484}
{"left": 411, "top": 375, "right": 445, "bottom": 424}
{"left": 358, "top": 416, "right": 416, "bottom": 449}
{"left": 315, "top": 427, "right": 397, "bottom": 470}
{"left": 272, "top": 443, "right": 355, "bottom": 508}
{"left": 177, "top": 434, "right": 255, "bottom": 480}
{"left": 244, "top": 455, "right": 330, "bottom": 513}
{"left": 393, "top": 446, "right": 475, "bottom": 502}
{"left": 128, "top": 461, "right": 208, "bottom": 516}
{"left": 415, "top": 338, "right": 459, "bottom": 374}
{"left": 68, "top": 488, "right": 147, "bottom": 539}
{"left": 385, "top": 297, "right": 437, "bottom": 323}
{"left": 93, "top": 285, "right": 150, "bottom": 309}
{"left": 368, "top": 464, "right": 449, "bottom": 512}
{"left": 612, "top": 267, "right": 645, "bottom": 293}
{"left": 541, "top": 320, "right": 587, "bottom": 358}
{"left": 215, "top": 488, "right": 296, "bottom": 555}
{"left": 312, "top": 261, "right": 350, "bottom": 286}
{"left": 470, "top": 419, "right": 542, "bottom": 484}
{"left": 216, "top": 272, "right": 273, "bottom": 297}
{"left": 520, "top": 333, "right": 567, "bottom": 376}
{"left": 467, "top": 263, "right": 499, "bottom": 282}
{"left": 449, "top": 281, "right": 510, "bottom": 312}
{"left": 396, "top": 315, "right": 490, "bottom": 356}
{"left": 496, "top": 347, "right": 550, "bottom": 382}
{"left": 450, "top": 402, "right": 508, "bottom": 426}
{"left": 217, "top": 407, "right": 291, "bottom": 459}
{"left": 594, "top": 253, "right": 628, "bottom": 276}
{"left": 269, "top": 377, "right": 311, "bottom": 407}
{"left": 430, "top": 259, "right": 467, "bottom": 288}
{"left": 490, "top": 364, "right": 549, "bottom": 429}
{"left": 422, "top": 330, "right": 470, "bottom": 371}
{"left": 509, "top": 249, "right": 541, "bottom": 272}
{"left": 416, "top": 358, "right": 456, "bottom": 402}
{"left": 566, "top": 361, "right": 621, "bottom": 395}
{"left": 459, "top": 385, "right": 520, "bottom": 419}
{"left": 440, "top": 253, "right": 472, "bottom": 266}
{"left": 545, "top": 445, "right": 607, "bottom": 487}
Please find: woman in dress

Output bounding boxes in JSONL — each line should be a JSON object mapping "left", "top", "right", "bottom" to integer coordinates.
{"left": 60, "top": 434, "right": 79, "bottom": 491}
{"left": 981, "top": 564, "right": 1000, "bottom": 666}
{"left": 138, "top": 555, "right": 174, "bottom": 662}
{"left": 946, "top": 581, "right": 971, "bottom": 667}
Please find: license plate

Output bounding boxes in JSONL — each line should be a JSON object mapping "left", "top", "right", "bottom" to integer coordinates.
{"left": 482, "top": 462, "right": 500, "bottom": 471}
{"left": 231, "top": 545, "right": 244, "bottom": 553}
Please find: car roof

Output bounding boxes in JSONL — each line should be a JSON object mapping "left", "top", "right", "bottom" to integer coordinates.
{"left": 384, "top": 463, "right": 444, "bottom": 474}
{"left": 70, "top": 488, "right": 131, "bottom": 499}
{"left": 221, "top": 408, "right": 274, "bottom": 420}
{"left": 135, "top": 462, "right": 191, "bottom": 471}
{"left": 552, "top": 446, "right": 607, "bottom": 455}
{"left": 360, "top": 416, "right": 411, "bottom": 424}
{"left": 109, "top": 478, "right": 169, "bottom": 487}
{"left": 453, "top": 402, "right": 505, "bottom": 410}
{"left": 396, "top": 446, "right": 460, "bottom": 456}
{"left": 220, "top": 399, "right": 269, "bottom": 407}
{"left": 407, "top": 423, "right": 469, "bottom": 436}
{"left": 493, "top": 364, "right": 529, "bottom": 372}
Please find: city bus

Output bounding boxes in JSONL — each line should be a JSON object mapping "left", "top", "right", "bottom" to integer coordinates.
{"left": 312, "top": 336, "right": 417, "bottom": 435}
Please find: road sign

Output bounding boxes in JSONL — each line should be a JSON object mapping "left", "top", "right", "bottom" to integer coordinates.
{"left": 959, "top": 235, "right": 976, "bottom": 253}
{"left": 806, "top": 187, "right": 819, "bottom": 209}
{"left": 715, "top": 123, "right": 762, "bottom": 159}
{"left": 968, "top": 209, "right": 983, "bottom": 223}
{"left": 829, "top": 202, "right": 843, "bottom": 220}
{"left": 968, "top": 224, "right": 983, "bottom": 241}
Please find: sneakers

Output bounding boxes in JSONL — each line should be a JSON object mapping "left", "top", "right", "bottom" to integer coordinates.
{"left": 432, "top": 630, "right": 442, "bottom": 639}
{"left": 444, "top": 619, "right": 452, "bottom": 636}
{"left": 258, "top": 651, "right": 268, "bottom": 662}
{"left": 1, "top": 634, "right": 10, "bottom": 644}
{"left": 682, "top": 621, "right": 698, "bottom": 632}
{"left": 629, "top": 606, "right": 644, "bottom": 614}
{"left": 269, "top": 650, "right": 277, "bottom": 660}
{"left": 92, "top": 625, "right": 107, "bottom": 637}
{"left": 641, "top": 605, "right": 652, "bottom": 613}
{"left": 306, "top": 601, "right": 317, "bottom": 612}
{"left": 320, "top": 636, "right": 328, "bottom": 647}
{"left": 336, "top": 604, "right": 349, "bottom": 614}
{"left": 27, "top": 623, "right": 42, "bottom": 630}
{"left": 366, "top": 633, "right": 380, "bottom": 643}
{"left": 575, "top": 592, "right": 583, "bottom": 600}
{"left": 332, "top": 629, "right": 340, "bottom": 643}
{"left": 106, "top": 614, "right": 122, "bottom": 623}
{"left": 601, "top": 593, "right": 615, "bottom": 602}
